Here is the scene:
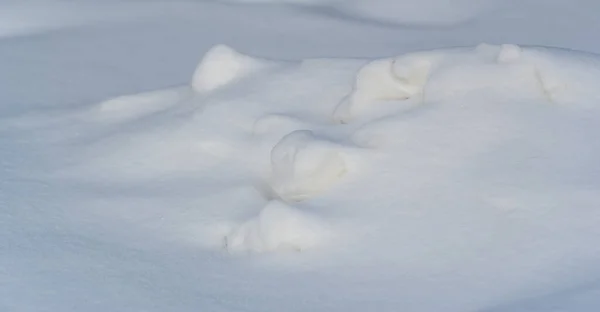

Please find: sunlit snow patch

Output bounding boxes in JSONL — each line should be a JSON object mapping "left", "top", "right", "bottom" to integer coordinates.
{"left": 94, "top": 44, "right": 273, "bottom": 121}
{"left": 224, "top": 200, "right": 330, "bottom": 253}
{"left": 333, "top": 52, "right": 435, "bottom": 123}
{"left": 336, "top": 44, "right": 600, "bottom": 124}
{"left": 270, "top": 130, "right": 350, "bottom": 202}
{"left": 80, "top": 44, "right": 600, "bottom": 261}
{"left": 192, "top": 44, "right": 270, "bottom": 93}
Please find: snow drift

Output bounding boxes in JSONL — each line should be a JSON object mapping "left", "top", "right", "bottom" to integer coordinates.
{"left": 71, "top": 43, "right": 600, "bottom": 265}
{"left": 340, "top": 44, "right": 600, "bottom": 122}
{"left": 5, "top": 37, "right": 600, "bottom": 311}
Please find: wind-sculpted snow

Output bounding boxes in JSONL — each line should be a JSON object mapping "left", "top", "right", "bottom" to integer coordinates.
{"left": 6, "top": 41, "right": 600, "bottom": 311}
{"left": 71, "top": 43, "right": 600, "bottom": 259}
{"left": 269, "top": 130, "right": 350, "bottom": 202}
{"left": 336, "top": 44, "right": 600, "bottom": 124}
{"left": 192, "top": 45, "right": 273, "bottom": 93}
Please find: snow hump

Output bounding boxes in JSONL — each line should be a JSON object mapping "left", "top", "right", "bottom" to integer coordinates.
{"left": 335, "top": 44, "right": 600, "bottom": 123}
{"left": 191, "top": 44, "right": 265, "bottom": 93}
{"left": 224, "top": 200, "right": 331, "bottom": 253}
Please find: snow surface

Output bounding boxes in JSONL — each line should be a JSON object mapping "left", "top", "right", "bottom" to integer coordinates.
{"left": 223, "top": 0, "right": 497, "bottom": 25}
{"left": 3, "top": 1, "right": 600, "bottom": 312}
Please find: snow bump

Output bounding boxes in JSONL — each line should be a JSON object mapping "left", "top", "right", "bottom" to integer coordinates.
{"left": 270, "top": 130, "right": 349, "bottom": 202}
{"left": 224, "top": 200, "right": 330, "bottom": 253}
{"left": 191, "top": 44, "right": 266, "bottom": 93}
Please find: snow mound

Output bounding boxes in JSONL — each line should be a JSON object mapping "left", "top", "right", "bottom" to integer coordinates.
{"left": 191, "top": 44, "right": 268, "bottom": 93}
{"left": 336, "top": 44, "right": 600, "bottom": 123}
{"left": 270, "top": 130, "right": 350, "bottom": 202}
{"left": 94, "top": 44, "right": 275, "bottom": 123}
{"left": 224, "top": 200, "right": 330, "bottom": 253}
{"left": 333, "top": 52, "right": 434, "bottom": 123}
{"left": 27, "top": 40, "right": 600, "bottom": 310}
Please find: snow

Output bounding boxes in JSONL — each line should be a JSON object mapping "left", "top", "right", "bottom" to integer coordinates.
{"left": 191, "top": 45, "right": 271, "bottom": 93}
{"left": 270, "top": 129, "right": 351, "bottom": 202}
{"left": 224, "top": 0, "right": 496, "bottom": 25}
{"left": 3, "top": 1, "right": 600, "bottom": 312}
{"left": 224, "top": 200, "right": 331, "bottom": 253}
{"left": 336, "top": 0, "right": 496, "bottom": 25}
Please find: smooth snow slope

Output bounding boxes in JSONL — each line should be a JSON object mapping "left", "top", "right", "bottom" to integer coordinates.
{"left": 2, "top": 1, "right": 600, "bottom": 312}
{"left": 223, "top": 0, "right": 497, "bottom": 25}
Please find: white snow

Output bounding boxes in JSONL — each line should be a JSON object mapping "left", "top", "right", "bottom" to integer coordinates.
{"left": 224, "top": 200, "right": 331, "bottom": 252}
{"left": 191, "top": 45, "right": 270, "bottom": 93}
{"left": 3, "top": 1, "right": 600, "bottom": 312}
{"left": 270, "top": 130, "right": 351, "bottom": 202}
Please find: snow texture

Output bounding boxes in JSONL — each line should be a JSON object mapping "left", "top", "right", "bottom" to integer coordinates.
{"left": 3, "top": 1, "right": 600, "bottom": 312}
{"left": 224, "top": 200, "right": 330, "bottom": 252}
{"left": 192, "top": 44, "right": 268, "bottom": 93}
{"left": 270, "top": 130, "right": 349, "bottom": 202}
